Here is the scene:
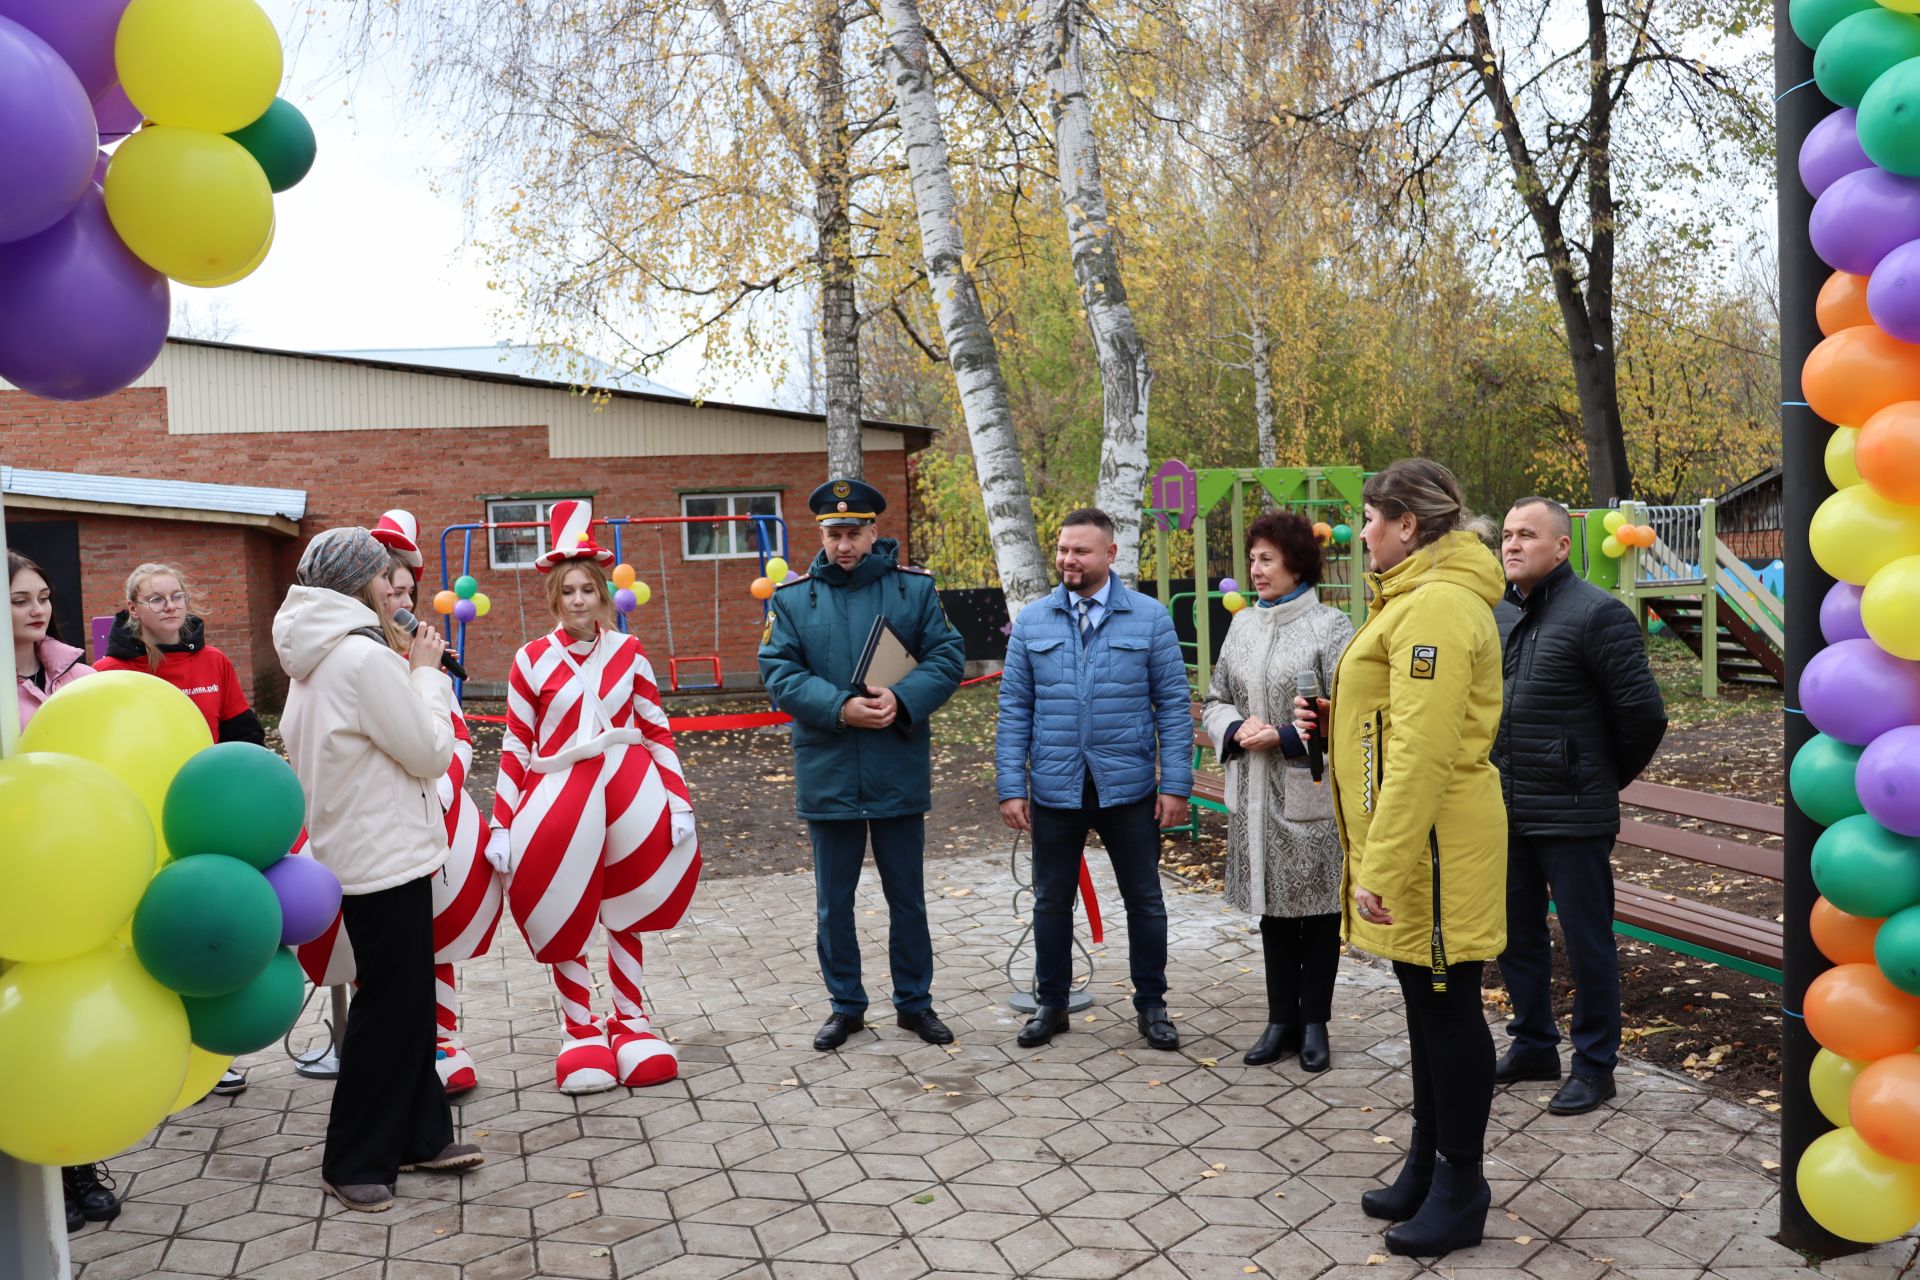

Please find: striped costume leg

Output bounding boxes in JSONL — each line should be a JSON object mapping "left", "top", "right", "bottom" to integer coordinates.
{"left": 596, "top": 745, "right": 692, "bottom": 1087}
{"left": 506, "top": 759, "right": 617, "bottom": 1095}
{"left": 432, "top": 780, "right": 499, "bottom": 1096}
{"left": 606, "top": 929, "right": 677, "bottom": 1086}
{"left": 433, "top": 963, "right": 477, "bottom": 1095}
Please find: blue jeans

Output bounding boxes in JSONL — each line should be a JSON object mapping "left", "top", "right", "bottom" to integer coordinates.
{"left": 808, "top": 816, "right": 933, "bottom": 1017}
{"left": 1030, "top": 772, "right": 1169, "bottom": 1010}
{"left": 1498, "top": 832, "right": 1621, "bottom": 1076}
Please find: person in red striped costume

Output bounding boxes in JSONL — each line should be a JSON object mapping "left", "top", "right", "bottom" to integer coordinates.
{"left": 483, "top": 500, "right": 701, "bottom": 1095}
{"left": 293, "top": 510, "right": 505, "bottom": 1096}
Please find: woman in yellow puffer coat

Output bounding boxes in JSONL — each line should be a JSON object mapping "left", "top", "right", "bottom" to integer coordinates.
{"left": 1295, "top": 459, "right": 1507, "bottom": 1260}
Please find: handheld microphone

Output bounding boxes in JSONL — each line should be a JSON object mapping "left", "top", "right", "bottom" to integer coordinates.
{"left": 393, "top": 608, "right": 469, "bottom": 681}
{"left": 1295, "top": 670, "right": 1324, "bottom": 783}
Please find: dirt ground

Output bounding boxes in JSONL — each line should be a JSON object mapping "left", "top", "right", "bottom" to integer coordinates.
{"left": 435, "top": 634, "right": 1791, "bottom": 1102}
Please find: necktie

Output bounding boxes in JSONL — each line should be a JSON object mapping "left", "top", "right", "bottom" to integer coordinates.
{"left": 1077, "top": 596, "right": 1095, "bottom": 642}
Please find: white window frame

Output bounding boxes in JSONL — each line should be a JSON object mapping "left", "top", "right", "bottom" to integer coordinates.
{"left": 486, "top": 496, "right": 587, "bottom": 571}
{"left": 681, "top": 491, "right": 783, "bottom": 561}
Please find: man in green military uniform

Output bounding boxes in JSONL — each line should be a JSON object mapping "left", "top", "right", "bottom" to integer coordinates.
{"left": 759, "top": 478, "right": 968, "bottom": 1050}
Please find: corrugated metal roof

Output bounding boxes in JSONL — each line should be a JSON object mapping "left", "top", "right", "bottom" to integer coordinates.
{"left": 317, "top": 344, "right": 685, "bottom": 398}
{"left": 1, "top": 466, "right": 307, "bottom": 520}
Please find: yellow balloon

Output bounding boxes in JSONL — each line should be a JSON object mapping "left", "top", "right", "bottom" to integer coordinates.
{"left": 471, "top": 592, "right": 491, "bottom": 619}
{"left": 633, "top": 581, "right": 652, "bottom": 606}
{"left": 104, "top": 126, "right": 274, "bottom": 286}
{"left": 764, "top": 556, "right": 790, "bottom": 581}
{"left": 17, "top": 671, "right": 214, "bottom": 862}
{"left": 0, "top": 755, "right": 156, "bottom": 963}
{"left": 1797, "top": 1126, "right": 1920, "bottom": 1243}
{"left": 1601, "top": 511, "right": 1626, "bottom": 534}
{"left": 114, "top": 0, "right": 283, "bottom": 133}
{"left": 0, "top": 942, "right": 189, "bottom": 1166}
{"left": 1878, "top": 0, "right": 1920, "bottom": 12}
{"left": 1828, "top": 426, "right": 1864, "bottom": 490}
{"left": 169, "top": 1045, "right": 234, "bottom": 1114}
{"left": 1863, "top": 555, "right": 1920, "bottom": 659}
{"left": 1810, "top": 484, "right": 1920, "bottom": 586}
{"left": 1812, "top": 1048, "right": 1867, "bottom": 1128}
{"left": 1601, "top": 535, "right": 1624, "bottom": 558}
{"left": 185, "top": 214, "right": 273, "bottom": 290}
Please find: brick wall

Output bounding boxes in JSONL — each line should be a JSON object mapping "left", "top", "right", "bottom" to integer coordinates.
{"left": 2, "top": 387, "right": 914, "bottom": 707}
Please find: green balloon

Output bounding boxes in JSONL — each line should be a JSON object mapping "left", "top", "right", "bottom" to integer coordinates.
{"left": 1859, "top": 56, "right": 1920, "bottom": 177}
{"left": 226, "top": 98, "right": 317, "bottom": 193}
{"left": 1816, "top": 9, "right": 1920, "bottom": 109}
{"left": 454, "top": 575, "right": 479, "bottom": 599}
{"left": 1332, "top": 524, "right": 1353, "bottom": 546}
{"left": 1792, "top": 0, "right": 1879, "bottom": 48}
{"left": 1877, "top": 905, "right": 1920, "bottom": 996}
{"left": 132, "top": 856, "right": 282, "bottom": 998}
{"left": 183, "top": 948, "right": 305, "bottom": 1055}
{"left": 1813, "top": 814, "right": 1920, "bottom": 918}
{"left": 163, "top": 742, "right": 305, "bottom": 869}
{"left": 1791, "top": 734, "right": 1868, "bottom": 827}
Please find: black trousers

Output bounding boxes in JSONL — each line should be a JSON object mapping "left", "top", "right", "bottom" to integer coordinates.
{"left": 807, "top": 816, "right": 933, "bottom": 1018}
{"left": 1393, "top": 960, "right": 1494, "bottom": 1163}
{"left": 1030, "top": 773, "right": 1169, "bottom": 1010}
{"left": 1260, "top": 913, "right": 1341, "bottom": 1024}
{"left": 322, "top": 874, "right": 452, "bottom": 1188}
{"left": 1498, "top": 832, "right": 1622, "bottom": 1075}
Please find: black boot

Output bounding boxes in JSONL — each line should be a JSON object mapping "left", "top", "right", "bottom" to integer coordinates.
{"left": 62, "top": 1164, "right": 120, "bottom": 1224}
{"left": 1361, "top": 1126, "right": 1434, "bottom": 1221}
{"left": 1243, "top": 1023, "right": 1300, "bottom": 1066}
{"left": 1299, "top": 1022, "right": 1330, "bottom": 1073}
{"left": 1384, "top": 1152, "right": 1490, "bottom": 1257}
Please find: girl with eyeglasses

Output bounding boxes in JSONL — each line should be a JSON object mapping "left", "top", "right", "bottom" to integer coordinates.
{"left": 94, "top": 562, "right": 266, "bottom": 746}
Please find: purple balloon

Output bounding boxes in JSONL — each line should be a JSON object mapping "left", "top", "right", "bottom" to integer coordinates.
{"left": 1870, "top": 238, "right": 1920, "bottom": 342}
{"left": 0, "top": 0, "right": 131, "bottom": 100}
{"left": 1811, "top": 167, "right": 1920, "bottom": 276}
{"left": 1821, "top": 581, "right": 1870, "bottom": 645}
{"left": 0, "top": 188, "right": 168, "bottom": 400}
{"left": 0, "top": 15, "right": 97, "bottom": 245}
{"left": 1801, "top": 108, "right": 1873, "bottom": 199}
{"left": 1858, "top": 725, "right": 1920, "bottom": 836}
{"left": 1803, "top": 638, "right": 1920, "bottom": 746}
{"left": 263, "top": 854, "right": 343, "bottom": 947}
{"left": 613, "top": 587, "right": 638, "bottom": 614}
{"left": 1219, "top": 578, "right": 1238, "bottom": 594}
{"left": 92, "top": 82, "right": 140, "bottom": 141}
{"left": 453, "top": 598, "right": 479, "bottom": 622}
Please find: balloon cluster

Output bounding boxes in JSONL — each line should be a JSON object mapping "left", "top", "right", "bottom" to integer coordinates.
{"left": 610, "top": 562, "right": 652, "bottom": 615}
{"left": 0, "top": 0, "right": 316, "bottom": 402}
{"left": 750, "top": 555, "right": 792, "bottom": 601}
{"left": 1218, "top": 577, "right": 1248, "bottom": 614}
{"left": 1598, "top": 510, "right": 1656, "bottom": 558}
{"left": 433, "top": 574, "right": 492, "bottom": 624}
{"left": 1785, "top": 1, "right": 1920, "bottom": 1236}
{"left": 0, "top": 672, "right": 326, "bottom": 1166}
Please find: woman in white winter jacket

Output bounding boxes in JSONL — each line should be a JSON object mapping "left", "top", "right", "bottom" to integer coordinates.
{"left": 272, "top": 528, "right": 483, "bottom": 1213}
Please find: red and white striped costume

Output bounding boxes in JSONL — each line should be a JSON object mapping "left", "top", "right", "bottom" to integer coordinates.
{"left": 493, "top": 623, "right": 699, "bottom": 1093}
{"left": 295, "top": 703, "right": 502, "bottom": 1093}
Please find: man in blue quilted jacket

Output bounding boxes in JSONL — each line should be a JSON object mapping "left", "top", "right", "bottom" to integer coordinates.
{"left": 997, "top": 508, "right": 1193, "bottom": 1050}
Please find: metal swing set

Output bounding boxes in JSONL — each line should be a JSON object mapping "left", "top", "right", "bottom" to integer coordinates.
{"left": 435, "top": 511, "right": 790, "bottom": 694}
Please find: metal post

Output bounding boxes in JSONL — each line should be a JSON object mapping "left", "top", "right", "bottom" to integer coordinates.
{"left": 1192, "top": 511, "right": 1211, "bottom": 695}
{"left": 0, "top": 493, "right": 72, "bottom": 1280}
{"left": 1776, "top": 2, "right": 1854, "bottom": 1254}
{"left": 1700, "top": 498, "right": 1719, "bottom": 701}
{"left": 1229, "top": 474, "right": 1247, "bottom": 594}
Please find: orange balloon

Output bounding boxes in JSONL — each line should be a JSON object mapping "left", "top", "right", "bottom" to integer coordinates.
{"left": 1851, "top": 1054, "right": 1920, "bottom": 1164}
{"left": 749, "top": 577, "right": 775, "bottom": 600}
{"left": 1313, "top": 522, "right": 1333, "bottom": 540}
{"left": 1856, "top": 401, "right": 1920, "bottom": 507}
{"left": 1807, "top": 963, "right": 1920, "bottom": 1061}
{"left": 1804, "top": 327, "right": 1920, "bottom": 428}
{"left": 611, "top": 563, "right": 637, "bottom": 589}
{"left": 1819, "top": 271, "right": 1875, "bottom": 337}
{"left": 1813, "top": 897, "right": 1885, "bottom": 966}
{"left": 432, "top": 590, "right": 459, "bottom": 615}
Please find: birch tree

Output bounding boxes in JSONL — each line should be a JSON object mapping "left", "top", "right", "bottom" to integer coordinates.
{"left": 879, "top": 0, "right": 1052, "bottom": 608}
{"left": 1043, "top": 0, "right": 1152, "bottom": 583}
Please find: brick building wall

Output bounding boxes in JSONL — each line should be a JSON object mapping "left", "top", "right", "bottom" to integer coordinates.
{"left": 2, "top": 386, "right": 913, "bottom": 708}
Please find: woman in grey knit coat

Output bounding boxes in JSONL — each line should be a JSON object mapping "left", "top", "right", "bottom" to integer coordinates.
{"left": 1201, "top": 512, "right": 1354, "bottom": 1070}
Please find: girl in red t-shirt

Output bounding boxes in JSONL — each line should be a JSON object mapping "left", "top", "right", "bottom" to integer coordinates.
{"left": 94, "top": 563, "right": 265, "bottom": 746}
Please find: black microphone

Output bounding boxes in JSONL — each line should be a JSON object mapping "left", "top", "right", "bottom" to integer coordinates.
{"left": 393, "top": 608, "right": 469, "bottom": 681}
{"left": 1295, "top": 671, "right": 1324, "bottom": 783}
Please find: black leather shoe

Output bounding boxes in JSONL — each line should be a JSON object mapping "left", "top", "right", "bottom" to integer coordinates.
{"left": 1137, "top": 1004, "right": 1179, "bottom": 1051}
{"left": 1299, "top": 1022, "right": 1330, "bottom": 1073}
{"left": 64, "top": 1194, "right": 84, "bottom": 1233}
{"left": 1384, "top": 1152, "right": 1490, "bottom": 1257}
{"left": 1243, "top": 1022, "right": 1300, "bottom": 1066}
{"left": 1547, "top": 1072, "right": 1616, "bottom": 1115}
{"left": 897, "top": 1009, "right": 955, "bottom": 1045}
{"left": 1493, "top": 1045, "right": 1561, "bottom": 1084}
{"left": 1362, "top": 1126, "right": 1434, "bottom": 1221}
{"left": 813, "top": 1012, "right": 865, "bottom": 1051}
{"left": 62, "top": 1164, "right": 119, "bottom": 1224}
{"left": 1017, "top": 1005, "right": 1069, "bottom": 1048}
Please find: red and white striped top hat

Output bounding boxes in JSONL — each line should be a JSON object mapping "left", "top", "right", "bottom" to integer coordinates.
{"left": 370, "top": 509, "right": 424, "bottom": 568}
{"left": 535, "top": 499, "right": 616, "bottom": 572}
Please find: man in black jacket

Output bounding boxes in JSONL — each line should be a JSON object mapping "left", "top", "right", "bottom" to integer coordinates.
{"left": 1493, "top": 498, "right": 1667, "bottom": 1115}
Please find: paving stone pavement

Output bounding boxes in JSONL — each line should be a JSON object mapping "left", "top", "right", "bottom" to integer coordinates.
{"left": 71, "top": 855, "right": 1919, "bottom": 1280}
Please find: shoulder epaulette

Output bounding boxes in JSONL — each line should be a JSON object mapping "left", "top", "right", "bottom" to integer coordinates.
{"left": 774, "top": 573, "right": 812, "bottom": 589}
{"left": 896, "top": 564, "right": 934, "bottom": 577}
